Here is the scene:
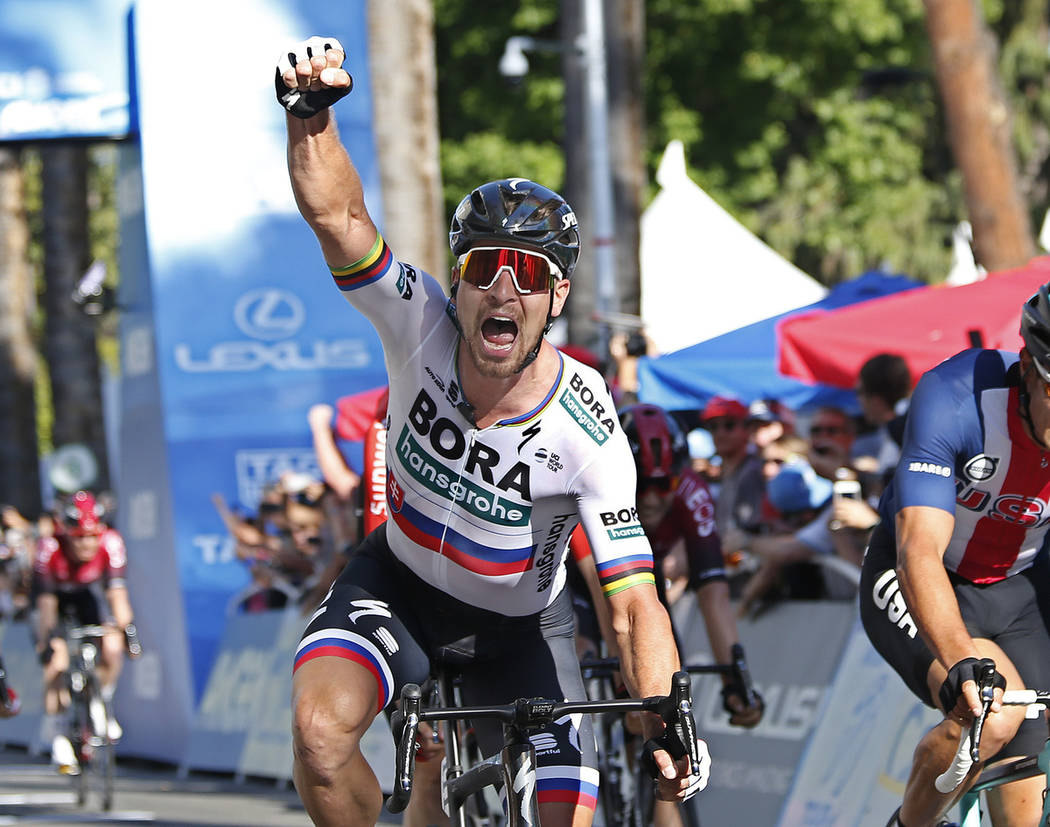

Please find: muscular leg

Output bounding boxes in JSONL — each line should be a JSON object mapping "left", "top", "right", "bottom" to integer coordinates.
{"left": 292, "top": 657, "right": 383, "bottom": 827}
{"left": 537, "top": 801, "right": 593, "bottom": 827}
{"left": 898, "top": 638, "right": 1039, "bottom": 827}
{"left": 652, "top": 798, "right": 685, "bottom": 827}
{"left": 42, "top": 637, "right": 69, "bottom": 715}
{"left": 97, "top": 629, "right": 125, "bottom": 695}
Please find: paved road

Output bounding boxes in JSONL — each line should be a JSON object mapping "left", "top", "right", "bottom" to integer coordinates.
{"left": 0, "top": 745, "right": 397, "bottom": 826}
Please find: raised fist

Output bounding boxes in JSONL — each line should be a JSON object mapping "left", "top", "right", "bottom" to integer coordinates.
{"left": 275, "top": 36, "right": 353, "bottom": 119}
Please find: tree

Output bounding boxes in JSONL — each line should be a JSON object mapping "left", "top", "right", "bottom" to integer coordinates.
{"left": 368, "top": 0, "right": 447, "bottom": 282}
{"left": 0, "top": 147, "right": 41, "bottom": 515}
{"left": 923, "top": 0, "right": 1035, "bottom": 270}
{"left": 39, "top": 145, "right": 109, "bottom": 492}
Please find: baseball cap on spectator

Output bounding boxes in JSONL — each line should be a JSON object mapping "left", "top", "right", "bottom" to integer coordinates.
{"left": 767, "top": 460, "right": 833, "bottom": 515}
{"left": 748, "top": 398, "right": 796, "bottom": 429}
{"left": 700, "top": 396, "right": 748, "bottom": 423}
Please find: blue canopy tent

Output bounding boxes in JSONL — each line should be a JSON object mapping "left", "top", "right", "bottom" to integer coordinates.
{"left": 637, "top": 271, "right": 922, "bottom": 414}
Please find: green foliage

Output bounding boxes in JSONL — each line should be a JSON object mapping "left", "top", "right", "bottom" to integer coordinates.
{"left": 434, "top": 0, "right": 567, "bottom": 214}
{"left": 434, "top": 0, "right": 1049, "bottom": 285}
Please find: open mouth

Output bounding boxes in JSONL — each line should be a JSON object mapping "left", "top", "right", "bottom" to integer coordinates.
{"left": 481, "top": 316, "right": 518, "bottom": 351}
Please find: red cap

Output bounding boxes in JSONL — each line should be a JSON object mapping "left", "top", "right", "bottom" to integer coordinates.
{"left": 700, "top": 396, "right": 748, "bottom": 422}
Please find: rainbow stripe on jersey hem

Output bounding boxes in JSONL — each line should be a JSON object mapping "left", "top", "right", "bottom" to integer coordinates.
{"left": 330, "top": 233, "right": 393, "bottom": 291}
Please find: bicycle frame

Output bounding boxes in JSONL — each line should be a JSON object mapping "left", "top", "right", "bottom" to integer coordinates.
{"left": 580, "top": 650, "right": 754, "bottom": 827}
{"left": 387, "top": 670, "right": 700, "bottom": 827}
{"left": 64, "top": 624, "right": 115, "bottom": 811}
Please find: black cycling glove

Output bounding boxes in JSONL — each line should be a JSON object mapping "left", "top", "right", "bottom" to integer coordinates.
{"left": 722, "top": 683, "right": 765, "bottom": 726}
{"left": 938, "top": 657, "right": 1005, "bottom": 714}
{"left": 275, "top": 37, "right": 353, "bottom": 119}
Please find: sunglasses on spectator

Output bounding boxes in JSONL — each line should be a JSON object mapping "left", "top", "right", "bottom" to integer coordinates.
{"left": 810, "top": 424, "right": 846, "bottom": 437}
{"left": 706, "top": 419, "right": 741, "bottom": 432}
{"left": 637, "top": 476, "right": 678, "bottom": 496}
{"left": 457, "top": 247, "right": 562, "bottom": 295}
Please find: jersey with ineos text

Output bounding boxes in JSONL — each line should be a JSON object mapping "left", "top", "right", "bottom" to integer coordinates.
{"left": 879, "top": 348, "right": 1050, "bottom": 583}
{"left": 329, "top": 234, "right": 655, "bottom": 615}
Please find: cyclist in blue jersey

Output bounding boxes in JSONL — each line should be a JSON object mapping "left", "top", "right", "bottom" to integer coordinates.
{"left": 860, "top": 284, "right": 1050, "bottom": 827}
{"left": 276, "top": 38, "right": 706, "bottom": 827}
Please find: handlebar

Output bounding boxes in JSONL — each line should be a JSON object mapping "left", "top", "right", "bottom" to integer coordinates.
{"left": 580, "top": 644, "right": 757, "bottom": 708}
{"left": 934, "top": 667, "right": 1049, "bottom": 794}
{"left": 386, "top": 669, "right": 699, "bottom": 814}
{"left": 66, "top": 624, "right": 110, "bottom": 641}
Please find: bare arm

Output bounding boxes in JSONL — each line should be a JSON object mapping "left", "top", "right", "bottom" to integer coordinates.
{"left": 308, "top": 404, "right": 361, "bottom": 500}
{"left": 106, "top": 585, "right": 134, "bottom": 629}
{"left": 606, "top": 583, "right": 680, "bottom": 699}
{"left": 694, "top": 579, "right": 736, "bottom": 666}
{"left": 282, "top": 47, "right": 376, "bottom": 268}
{"left": 35, "top": 592, "right": 57, "bottom": 649}
{"left": 895, "top": 506, "right": 976, "bottom": 677}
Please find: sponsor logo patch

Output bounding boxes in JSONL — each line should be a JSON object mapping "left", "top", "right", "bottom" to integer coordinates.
{"left": 964, "top": 454, "right": 999, "bottom": 482}
{"left": 907, "top": 461, "right": 953, "bottom": 478}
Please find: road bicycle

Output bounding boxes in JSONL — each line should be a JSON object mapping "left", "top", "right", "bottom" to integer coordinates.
{"left": 63, "top": 624, "right": 117, "bottom": 811}
{"left": 386, "top": 669, "right": 702, "bottom": 827}
{"left": 930, "top": 663, "right": 1050, "bottom": 826}
{"left": 581, "top": 646, "right": 758, "bottom": 827}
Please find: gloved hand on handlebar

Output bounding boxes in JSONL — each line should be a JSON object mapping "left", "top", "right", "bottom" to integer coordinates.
{"left": 275, "top": 36, "right": 353, "bottom": 119}
{"left": 722, "top": 682, "right": 765, "bottom": 728}
{"left": 939, "top": 656, "right": 1005, "bottom": 720}
{"left": 641, "top": 730, "right": 711, "bottom": 802}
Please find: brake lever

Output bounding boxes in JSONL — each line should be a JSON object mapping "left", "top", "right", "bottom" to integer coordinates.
{"left": 670, "top": 670, "right": 700, "bottom": 776}
{"left": 969, "top": 662, "right": 996, "bottom": 763}
{"left": 388, "top": 683, "right": 422, "bottom": 814}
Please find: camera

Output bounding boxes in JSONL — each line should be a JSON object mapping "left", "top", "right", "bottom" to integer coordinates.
{"left": 625, "top": 332, "right": 648, "bottom": 358}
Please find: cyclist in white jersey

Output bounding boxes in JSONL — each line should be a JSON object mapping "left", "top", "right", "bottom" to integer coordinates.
{"left": 277, "top": 38, "right": 706, "bottom": 827}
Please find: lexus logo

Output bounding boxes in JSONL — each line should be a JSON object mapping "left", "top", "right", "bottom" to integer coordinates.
{"left": 233, "top": 288, "right": 305, "bottom": 340}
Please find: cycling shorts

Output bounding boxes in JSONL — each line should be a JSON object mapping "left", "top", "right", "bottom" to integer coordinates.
{"left": 53, "top": 586, "right": 110, "bottom": 631}
{"left": 860, "top": 523, "right": 1050, "bottom": 759}
{"left": 296, "top": 524, "right": 600, "bottom": 810}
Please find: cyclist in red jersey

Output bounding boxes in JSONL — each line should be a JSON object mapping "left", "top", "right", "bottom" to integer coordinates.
{"left": 34, "top": 491, "right": 140, "bottom": 773}
{"left": 576, "top": 405, "right": 763, "bottom": 719}
{"left": 571, "top": 404, "right": 763, "bottom": 827}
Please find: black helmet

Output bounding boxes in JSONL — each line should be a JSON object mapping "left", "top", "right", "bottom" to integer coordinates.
{"left": 1021, "top": 283, "right": 1050, "bottom": 382}
{"left": 619, "top": 404, "right": 690, "bottom": 480}
{"left": 449, "top": 178, "right": 580, "bottom": 279}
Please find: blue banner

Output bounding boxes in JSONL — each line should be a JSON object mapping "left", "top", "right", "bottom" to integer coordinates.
{"left": 120, "top": 0, "right": 385, "bottom": 712}
{"left": 0, "top": 0, "right": 132, "bottom": 140}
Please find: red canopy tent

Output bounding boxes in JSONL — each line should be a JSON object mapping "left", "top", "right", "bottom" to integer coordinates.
{"left": 777, "top": 257, "right": 1050, "bottom": 389}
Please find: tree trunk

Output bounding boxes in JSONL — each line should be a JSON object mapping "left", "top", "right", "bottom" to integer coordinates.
{"left": 367, "top": 0, "right": 447, "bottom": 284}
{"left": 40, "top": 144, "right": 109, "bottom": 492}
{"left": 0, "top": 147, "right": 41, "bottom": 515}
{"left": 605, "top": 0, "right": 645, "bottom": 320}
{"left": 924, "top": 0, "right": 1035, "bottom": 271}
{"left": 561, "top": 1, "right": 594, "bottom": 351}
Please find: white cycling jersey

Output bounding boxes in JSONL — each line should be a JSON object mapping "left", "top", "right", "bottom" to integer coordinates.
{"left": 330, "top": 233, "right": 655, "bottom": 615}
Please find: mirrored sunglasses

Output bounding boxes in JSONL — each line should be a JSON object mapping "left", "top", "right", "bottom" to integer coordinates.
{"left": 458, "top": 247, "right": 562, "bottom": 295}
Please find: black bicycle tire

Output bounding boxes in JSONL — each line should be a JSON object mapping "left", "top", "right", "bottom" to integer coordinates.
{"left": 72, "top": 692, "right": 90, "bottom": 807}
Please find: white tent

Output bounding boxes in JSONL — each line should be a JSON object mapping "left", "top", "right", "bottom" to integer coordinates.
{"left": 639, "top": 141, "right": 827, "bottom": 355}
